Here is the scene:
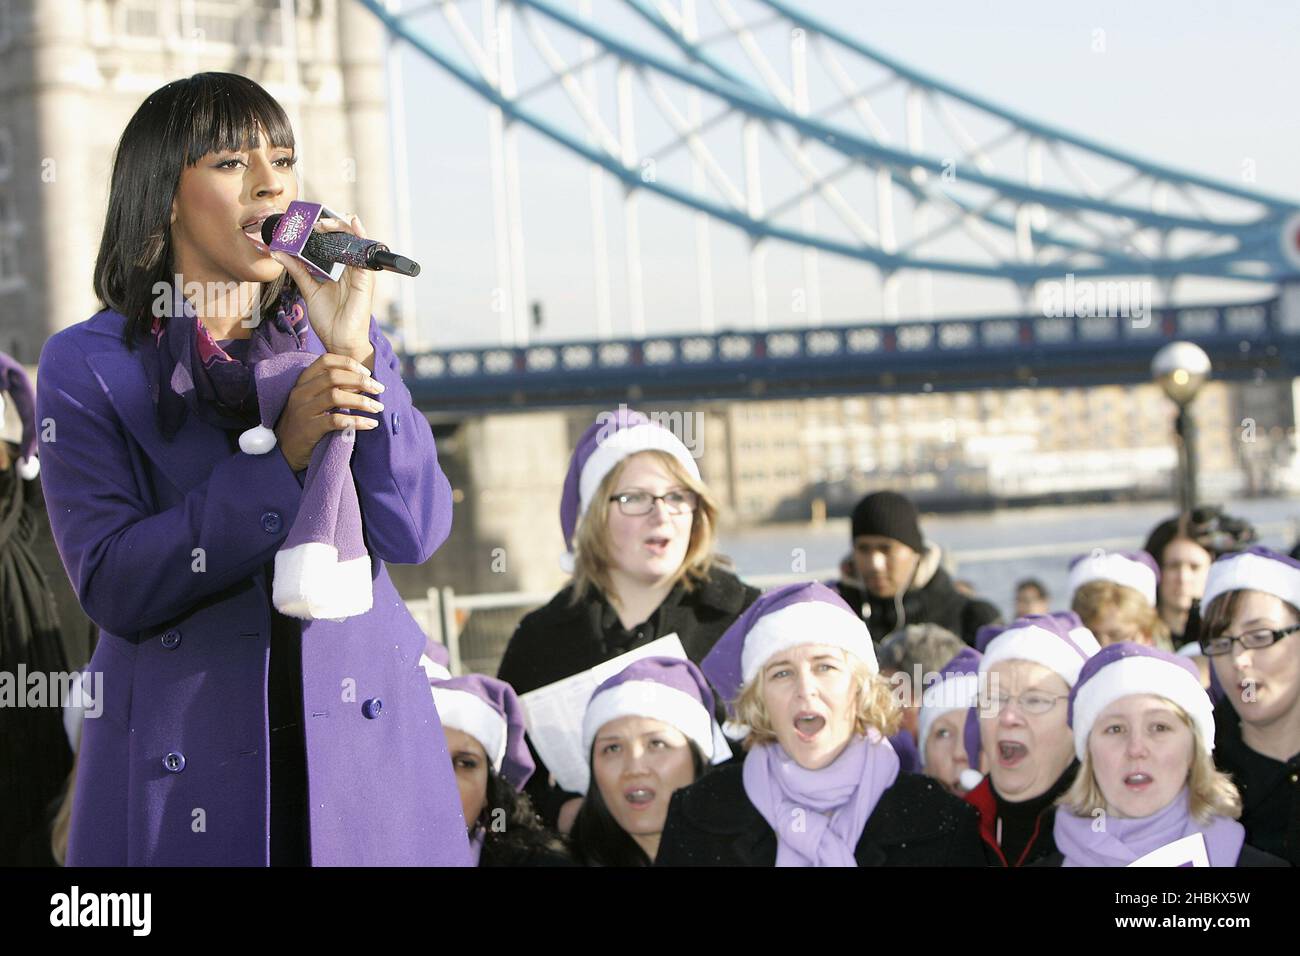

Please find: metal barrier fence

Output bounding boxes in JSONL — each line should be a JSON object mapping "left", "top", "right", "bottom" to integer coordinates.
{"left": 409, "top": 521, "right": 1295, "bottom": 677}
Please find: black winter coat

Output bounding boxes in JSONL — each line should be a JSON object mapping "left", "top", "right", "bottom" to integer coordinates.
{"left": 479, "top": 839, "right": 576, "bottom": 867}
{"left": 1213, "top": 698, "right": 1300, "bottom": 866}
{"left": 654, "top": 761, "right": 987, "bottom": 866}
{"left": 497, "top": 568, "right": 760, "bottom": 827}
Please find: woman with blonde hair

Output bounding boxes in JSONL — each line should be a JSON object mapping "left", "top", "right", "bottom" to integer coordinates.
{"left": 498, "top": 407, "right": 758, "bottom": 833}
{"left": 1043, "top": 642, "right": 1284, "bottom": 866}
{"left": 654, "top": 582, "right": 985, "bottom": 866}
{"left": 1068, "top": 551, "right": 1173, "bottom": 651}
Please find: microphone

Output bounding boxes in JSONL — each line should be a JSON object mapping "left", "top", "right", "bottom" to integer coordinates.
{"left": 261, "top": 214, "right": 421, "bottom": 277}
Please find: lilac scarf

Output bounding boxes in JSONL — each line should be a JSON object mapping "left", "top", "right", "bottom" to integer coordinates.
{"left": 742, "top": 730, "right": 901, "bottom": 867}
{"left": 140, "top": 285, "right": 310, "bottom": 440}
{"left": 1054, "top": 788, "right": 1245, "bottom": 867}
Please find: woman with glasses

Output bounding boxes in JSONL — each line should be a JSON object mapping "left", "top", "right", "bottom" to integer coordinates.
{"left": 963, "top": 613, "right": 1101, "bottom": 866}
{"left": 1036, "top": 642, "right": 1284, "bottom": 867}
{"left": 497, "top": 407, "right": 759, "bottom": 835}
{"left": 1198, "top": 547, "right": 1300, "bottom": 865}
{"left": 655, "top": 582, "right": 985, "bottom": 866}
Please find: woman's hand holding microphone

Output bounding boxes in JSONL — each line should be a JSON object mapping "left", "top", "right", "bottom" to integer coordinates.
{"left": 270, "top": 214, "right": 387, "bottom": 472}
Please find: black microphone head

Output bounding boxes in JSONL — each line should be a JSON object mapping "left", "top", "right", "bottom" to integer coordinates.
{"left": 366, "top": 249, "right": 421, "bottom": 277}
{"left": 260, "top": 214, "right": 283, "bottom": 245}
{"left": 392, "top": 256, "right": 421, "bottom": 278}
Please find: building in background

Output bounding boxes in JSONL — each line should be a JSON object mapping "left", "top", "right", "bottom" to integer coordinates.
{"left": 0, "top": 0, "right": 397, "bottom": 363}
{"left": 703, "top": 380, "right": 1298, "bottom": 524}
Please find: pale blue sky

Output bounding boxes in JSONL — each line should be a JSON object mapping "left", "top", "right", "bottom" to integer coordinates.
{"left": 392, "top": 0, "right": 1300, "bottom": 348}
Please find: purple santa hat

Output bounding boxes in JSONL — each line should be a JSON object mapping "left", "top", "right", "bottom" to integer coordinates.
{"left": 558, "top": 406, "right": 700, "bottom": 573}
{"left": 430, "top": 674, "right": 535, "bottom": 791}
{"left": 1201, "top": 546, "right": 1300, "bottom": 616}
{"left": 581, "top": 656, "right": 731, "bottom": 774}
{"left": 1068, "top": 642, "right": 1213, "bottom": 761}
{"left": 702, "top": 581, "right": 878, "bottom": 714}
{"left": 0, "top": 351, "right": 40, "bottom": 480}
{"left": 234, "top": 353, "right": 371, "bottom": 620}
{"left": 419, "top": 636, "right": 452, "bottom": 681}
{"left": 1067, "top": 550, "right": 1160, "bottom": 607}
{"left": 918, "top": 648, "right": 983, "bottom": 774}
{"left": 976, "top": 611, "right": 1101, "bottom": 687}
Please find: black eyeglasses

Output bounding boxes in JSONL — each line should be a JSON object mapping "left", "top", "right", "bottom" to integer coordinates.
{"left": 608, "top": 490, "right": 698, "bottom": 517}
{"left": 977, "top": 691, "right": 1069, "bottom": 716}
{"left": 1200, "top": 622, "right": 1300, "bottom": 657}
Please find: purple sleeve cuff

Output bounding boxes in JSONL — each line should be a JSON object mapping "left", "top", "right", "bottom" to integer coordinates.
{"left": 348, "top": 317, "right": 453, "bottom": 565}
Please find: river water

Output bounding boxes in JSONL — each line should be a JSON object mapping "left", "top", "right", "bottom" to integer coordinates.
{"left": 717, "top": 497, "right": 1300, "bottom": 620}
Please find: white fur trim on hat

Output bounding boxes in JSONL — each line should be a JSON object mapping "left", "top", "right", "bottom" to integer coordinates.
{"left": 581, "top": 680, "right": 729, "bottom": 769}
{"left": 273, "top": 542, "right": 373, "bottom": 621}
{"left": 1201, "top": 551, "right": 1300, "bottom": 616}
{"left": 741, "top": 600, "right": 878, "bottom": 686}
{"left": 1071, "top": 656, "right": 1214, "bottom": 761}
{"left": 979, "top": 624, "right": 1100, "bottom": 687}
{"left": 918, "top": 671, "right": 980, "bottom": 758}
{"left": 431, "top": 687, "right": 508, "bottom": 773}
{"left": 419, "top": 653, "right": 452, "bottom": 681}
{"left": 577, "top": 423, "right": 701, "bottom": 523}
{"left": 1068, "top": 553, "right": 1157, "bottom": 606}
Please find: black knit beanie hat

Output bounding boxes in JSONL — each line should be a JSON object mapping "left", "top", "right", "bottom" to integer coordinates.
{"left": 850, "top": 491, "right": 923, "bottom": 553}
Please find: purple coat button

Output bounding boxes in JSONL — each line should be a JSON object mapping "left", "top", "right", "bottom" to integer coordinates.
{"left": 362, "top": 698, "right": 384, "bottom": 719}
{"left": 260, "top": 511, "right": 283, "bottom": 534}
{"left": 163, "top": 752, "right": 186, "bottom": 773}
{"left": 161, "top": 629, "right": 181, "bottom": 649}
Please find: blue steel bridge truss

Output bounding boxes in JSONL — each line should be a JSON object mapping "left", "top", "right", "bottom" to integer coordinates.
{"left": 404, "top": 297, "right": 1300, "bottom": 413}
{"left": 361, "top": 1, "right": 1300, "bottom": 410}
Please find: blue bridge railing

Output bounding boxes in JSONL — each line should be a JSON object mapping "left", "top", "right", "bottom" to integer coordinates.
{"left": 405, "top": 297, "right": 1298, "bottom": 412}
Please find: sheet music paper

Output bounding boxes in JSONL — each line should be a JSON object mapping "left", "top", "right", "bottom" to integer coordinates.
{"left": 1128, "top": 833, "right": 1210, "bottom": 867}
{"left": 520, "top": 634, "right": 690, "bottom": 795}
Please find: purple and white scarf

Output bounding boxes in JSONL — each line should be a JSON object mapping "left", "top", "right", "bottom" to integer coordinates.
{"left": 141, "top": 285, "right": 310, "bottom": 440}
{"left": 742, "top": 729, "right": 900, "bottom": 867}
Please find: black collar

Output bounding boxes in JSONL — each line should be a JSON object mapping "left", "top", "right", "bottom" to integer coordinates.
{"left": 1215, "top": 697, "right": 1300, "bottom": 769}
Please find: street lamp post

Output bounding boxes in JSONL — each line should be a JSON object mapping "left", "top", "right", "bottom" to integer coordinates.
{"left": 1151, "top": 342, "right": 1212, "bottom": 512}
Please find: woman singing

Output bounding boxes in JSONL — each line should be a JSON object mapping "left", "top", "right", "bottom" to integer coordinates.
{"left": 36, "top": 72, "right": 469, "bottom": 866}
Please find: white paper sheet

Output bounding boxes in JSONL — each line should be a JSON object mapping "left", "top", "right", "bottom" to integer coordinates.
{"left": 1128, "top": 833, "right": 1210, "bottom": 867}
{"left": 520, "top": 634, "right": 690, "bottom": 795}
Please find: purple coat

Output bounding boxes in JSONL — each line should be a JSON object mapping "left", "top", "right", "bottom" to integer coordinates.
{"left": 36, "top": 308, "right": 471, "bottom": 867}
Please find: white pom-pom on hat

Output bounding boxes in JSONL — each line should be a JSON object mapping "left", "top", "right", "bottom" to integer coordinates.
{"left": 17, "top": 456, "right": 39, "bottom": 480}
